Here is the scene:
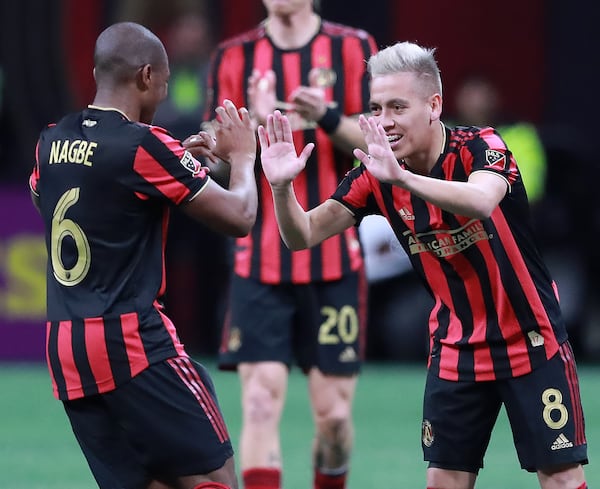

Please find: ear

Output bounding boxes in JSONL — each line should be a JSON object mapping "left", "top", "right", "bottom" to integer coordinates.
{"left": 136, "top": 64, "right": 152, "bottom": 91}
{"left": 429, "top": 93, "right": 443, "bottom": 122}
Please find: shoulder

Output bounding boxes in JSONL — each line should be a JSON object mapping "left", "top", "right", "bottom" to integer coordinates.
{"left": 320, "top": 20, "right": 375, "bottom": 42}
{"left": 449, "top": 125, "right": 506, "bottom": 152}
{"left": 216, "top": 23, "right": 266, "bottom": 51}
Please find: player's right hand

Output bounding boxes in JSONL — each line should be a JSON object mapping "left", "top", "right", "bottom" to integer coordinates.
{"left": 258, "top": 110, "right": 314, "bottom": 188}
{"left": 212, "top": 99, "right": 256, "bottom": 166}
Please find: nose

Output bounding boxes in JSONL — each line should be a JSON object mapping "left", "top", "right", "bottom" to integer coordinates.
{"left": 377, "top": 108, "right": 394, "bottom": 130}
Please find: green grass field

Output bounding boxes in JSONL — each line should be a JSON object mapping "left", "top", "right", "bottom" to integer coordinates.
{"left": 0, "top": 360, "right": 597, "bottom": 489}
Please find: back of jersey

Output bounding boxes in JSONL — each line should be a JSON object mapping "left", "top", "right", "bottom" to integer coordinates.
{"left": 35, "top": 107, "right": 162, "bottom": 321}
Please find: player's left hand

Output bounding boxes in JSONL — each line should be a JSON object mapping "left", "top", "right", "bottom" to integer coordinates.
{"left": 353, "top": 114, "right": 405, "bottom": 184}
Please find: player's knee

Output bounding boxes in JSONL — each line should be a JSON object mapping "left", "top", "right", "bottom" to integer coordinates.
{"left": 243, "top": 385, "right": 280, "bottom": 424}
{"left": 537, "top": 463, "right": 586, "bottom": 488}
{"left": 317, "top": 412, "right": 351, "bottom": 440}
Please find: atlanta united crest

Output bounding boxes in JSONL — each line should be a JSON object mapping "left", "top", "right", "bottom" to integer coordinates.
{"left": 310, "top": 67, "right": 337, "bottom": 88}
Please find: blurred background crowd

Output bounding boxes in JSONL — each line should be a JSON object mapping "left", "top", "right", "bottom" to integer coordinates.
{"left": 1, "top": 0, "right": 598, "bottom": 363}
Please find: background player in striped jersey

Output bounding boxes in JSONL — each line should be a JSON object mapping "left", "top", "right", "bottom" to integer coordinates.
{"left": 258, "top": 41, "right": 588, "bottom": 489}
{"left": 201, "top": 1, "right": 377, "bottom": 488}
{"left": 29, "top": 22, "right": 259, "bottom": 489}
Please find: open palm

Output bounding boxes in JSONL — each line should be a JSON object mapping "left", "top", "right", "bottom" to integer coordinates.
{"left": 259, "top": 111, "right": 314, "bottom": 187}
{"left": 353, "top": 114, "right": 403, "bottom": 184}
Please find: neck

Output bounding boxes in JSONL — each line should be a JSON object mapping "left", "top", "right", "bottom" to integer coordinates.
{"left": 92, "top": 90, "right": 139, "bottom": 122}
{"left": 404, "top": 121, "right": 446, "bottom": 174}
{"left": 265, "top": 10, "right": 320, "bottom": 49}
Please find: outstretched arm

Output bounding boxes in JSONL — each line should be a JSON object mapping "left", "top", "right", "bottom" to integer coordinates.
{"left": 353, "top": 115, "right": 508, "bottom": 219}
{"left": 181, "top": 100, "right": 258, "bottom": 236}
{"left": 259, "top": 111, "right": 355, "bottom": 249}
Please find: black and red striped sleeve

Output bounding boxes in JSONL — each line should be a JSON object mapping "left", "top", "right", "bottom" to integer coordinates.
{"left": 127, "top": 126, "right": 209, "bottom": 205}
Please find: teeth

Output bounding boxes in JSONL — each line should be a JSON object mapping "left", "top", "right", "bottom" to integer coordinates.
{"left": 387, "top": 135, "right": 400, "bottom": 142}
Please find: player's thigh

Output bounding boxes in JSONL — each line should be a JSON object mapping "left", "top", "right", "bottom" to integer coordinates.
{"left": 108, "top": 358, "right": 234, "bottom": 480}
{"left": 63, "top": 395, "right": 149, "bottom": 489}
{"left": 422, "top": 371, "right": 501, "bottom": 473}
{"left": 296, "top": 274, "right": 365, "bottom": 375}
{"left": 501, "top": 342, "right": 588, "bottom": 472}
{"left": 308, "top": 367, "right": 357, "bottom": 420}
{"left": 220, "top": 276, "right": 296, "bottom": 366}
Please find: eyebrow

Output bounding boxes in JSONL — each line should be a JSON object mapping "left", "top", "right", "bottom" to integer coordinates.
{"left": 369, "top": 98, "right": 409, "bottom": 107}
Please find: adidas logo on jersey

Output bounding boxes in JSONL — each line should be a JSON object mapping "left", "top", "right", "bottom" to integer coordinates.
{"left": 339, "top": 346, "right": 357, "bottom": 362}
{"left": 398, "top": 207, "right": 415, "bottom": 221}
{"left": 551, "top": 433, "right": 573, "bottom": 450}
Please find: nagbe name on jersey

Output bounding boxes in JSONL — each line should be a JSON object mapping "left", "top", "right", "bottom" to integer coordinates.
{"left": 405, "top": 220, "right": 490, "bottom": 258}
{"left": 49, "top": 139, "right": 98, "bottom": 166}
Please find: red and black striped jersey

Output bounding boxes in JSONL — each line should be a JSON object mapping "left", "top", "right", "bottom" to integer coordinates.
{"left": 332, "top": 125, "right": 567, "bottom": 381}
{"left": 30, "top": 106, "right": 210, "bottom": 400}
{"left": 205, "top": 20, "right": 376, "bottom": 283}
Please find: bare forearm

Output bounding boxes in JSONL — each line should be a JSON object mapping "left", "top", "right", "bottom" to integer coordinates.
{"left": 227, "top": 160, "right": 258, "bottom": 233}
{"left": 270, "top": 184, "right": 314, "bottom": 250}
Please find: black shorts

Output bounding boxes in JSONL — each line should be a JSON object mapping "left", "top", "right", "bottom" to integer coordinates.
{"left": 422, "top": 342, "right": 588, "bottom": 473}
{"left": 219, "top": 273, "right": 367, "bottom": 375}
{"left": 63, "top": 357, "right": 233, "bottom": 489}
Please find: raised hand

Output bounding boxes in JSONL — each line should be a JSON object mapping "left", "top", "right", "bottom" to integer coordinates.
{"left": 258, "top": 110, "right": 314, "bottom": 188}
{"left": 353, "top": 114, "right": 404, "bottom": 184}
{"left": 212, "top": 99, "right": 257, "bottom": 165}
{"left": 287, "top": 68, "right": 329, "bottom": 122}
{"left": 247, "top": 69, "right": 277, "bottom": 126}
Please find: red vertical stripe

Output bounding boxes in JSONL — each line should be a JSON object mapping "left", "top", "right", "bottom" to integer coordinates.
{"left": 342, "top": 36, "right": 365, "bottom": 115}
{"left": 474, "top": 230, "right": 532, "bottom": 376}
{"left": 120, "top": 312, "right": 150, "bottom": 377}
{"left": 290, "top": 133, "right": 311, "bottom": 282}
{"left": 491, "top": 210, "right": 559, "bottom": 360}
{"left": 278, "top": 50, "right": 311, "bottom": 283}
{"left": 311, "top": 32, "right": 342, "bottom": 280}
{"left": 234, "top": 234, "right": 253, "bottom": 278}
{"left": 217, "top": 45, "right": 246, "bottom": 107}
{"left": 253, "top": 37, "right": 274, "bottom": 75}
{"left": 46, "top": 322, "right": 59, "bottom": 397}
{"left": 421, "top": 256, "right": 460, "bottom": 381}
{"left": 57, "top": 320, "right": 85, "bottom": 399}
{"left": 154, "top": 305, "right": 188, "bottom": 357}
{"left": 84, "top": 317, "right": 115, "bottom": 392}
{"left": 259, "top": 176, "right": 281, "bottom": 283}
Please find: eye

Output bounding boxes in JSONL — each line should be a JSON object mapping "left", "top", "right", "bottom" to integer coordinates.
{"left": 369, "top": 105, "right": 381, "bottom": 116}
